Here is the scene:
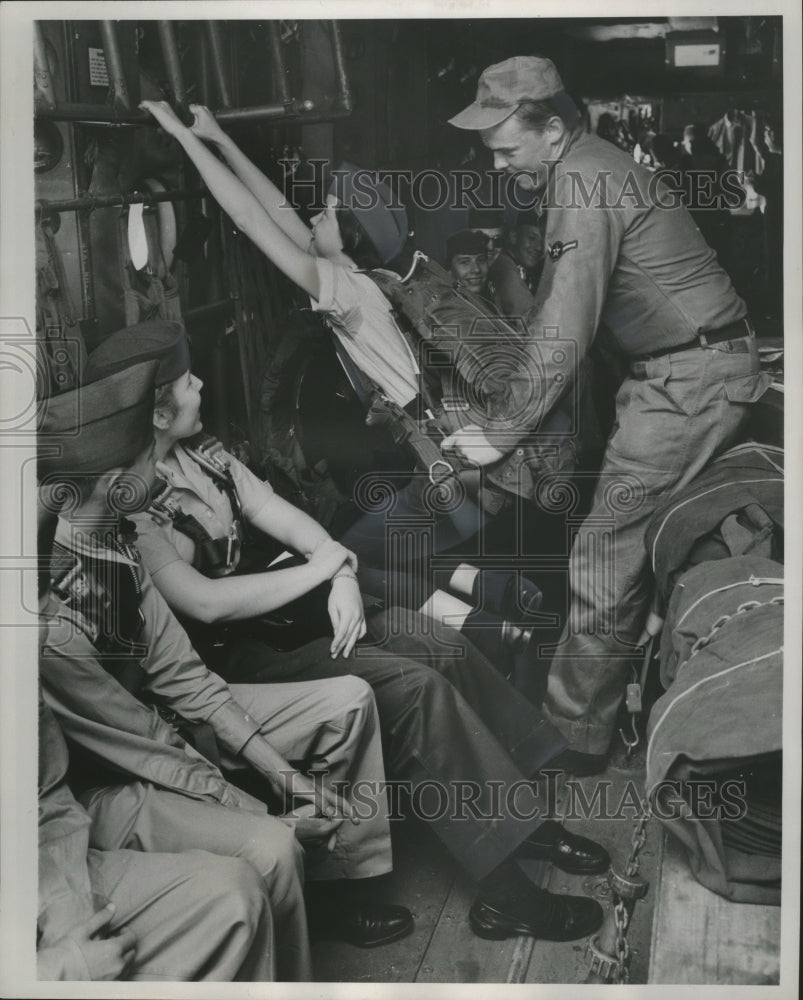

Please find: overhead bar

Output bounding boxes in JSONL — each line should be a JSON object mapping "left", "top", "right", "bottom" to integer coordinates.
{"left": 36, "top": 188, "right": 206, "bottom": 217}
{"left": 205, "top": 22, "right": 234, "bottom": 108}
{"left": 157, "top": 21, "right": 187, "bottom": 107}
{"left": 34, "top": 19, "right": 354, "bottom": 127}
{"left": 267, "top": 22, "right": 291, "bottom": 106}
{"left": 330, "top": 21, "right": 353, "bottom": 114}
{"left": 99, "top": 21, "right": 133, "bottom": 111}
{"left": 36, "top": 100, "right": 351, "bottom": 126}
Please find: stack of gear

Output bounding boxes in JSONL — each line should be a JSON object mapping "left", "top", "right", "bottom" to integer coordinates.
{"left": 644, "top": 443, "right": 784, "bottom": 905}
{"left": 646, "top": 442, "right": 783, "bottom": 610}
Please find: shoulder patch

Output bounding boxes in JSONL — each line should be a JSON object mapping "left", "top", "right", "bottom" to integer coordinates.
{"left": 547, "top": 240, "right": 579, "bottom": 261}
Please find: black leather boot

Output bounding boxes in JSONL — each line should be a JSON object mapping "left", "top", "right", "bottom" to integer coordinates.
{"left": 470, "top": 861, "right": 603, "bottom": 941}
{"left": 516, "top": 819, "right": 610, "bottom": 874}
{"left": 306, "top": 894, "right": 414, "bottom": 948}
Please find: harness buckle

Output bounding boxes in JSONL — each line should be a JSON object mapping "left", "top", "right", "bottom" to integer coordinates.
{"left": 428, "top": 458, "right": 455, "bottom": 486}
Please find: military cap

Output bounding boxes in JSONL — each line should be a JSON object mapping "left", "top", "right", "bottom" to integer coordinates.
{"left": 328, "top": 162, "right": 408, "bottom": 265}
{"left": 84, "top": 320, "right": 189, "bottom": 387}
{"left": 37, "top": 360, "right": 158, "bottom": 478}
{"left": 449, "top": 56, "right": 565, "bottom": 131}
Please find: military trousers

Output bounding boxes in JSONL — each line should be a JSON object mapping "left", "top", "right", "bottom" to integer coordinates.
{"left": 84, "top": 848, "right": 275, "bottom": 981}
{"left": 217, "top": 608, "right": 567, "bottom": 881}
{"left": 543, "top": 335, "right": 769, "bottom": 754}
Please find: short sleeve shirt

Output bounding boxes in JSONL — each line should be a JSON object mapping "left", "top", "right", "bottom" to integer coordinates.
{"left": 309, "top": 257, "right": 419, "bottom": 406}
{"left": 132, "top": 443, "right": 273, "bottom": 577}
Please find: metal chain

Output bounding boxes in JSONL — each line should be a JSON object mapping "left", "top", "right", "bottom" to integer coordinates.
{"left": 612, "top": 804, "right": 649, "bottom": 983}
{"left": 626, "top": 810, "right": 649, "bottom": 877}
{"left": 686, "top": 596, "right": 784, "bottom": 662}
{"left": 613, "top": 898, "right": 630, "bottom": 983}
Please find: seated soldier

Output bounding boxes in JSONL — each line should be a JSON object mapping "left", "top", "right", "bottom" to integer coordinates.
{"left": 37, "top": 501, "right": 275, "bottom": 982}
{"left": 83, "top": 321, "right": 608, "bottom": 944}
{"left": 37, "top": 691, "right": 277, "bottom": 982}
{"left": 488, "top": 210, "right": 546, "bottom": 317}
{"left": 37, "top": 360, "right": 413, "bottom": 977}
{"left": 446, "top": 228, "right": 491, "bottom": 299}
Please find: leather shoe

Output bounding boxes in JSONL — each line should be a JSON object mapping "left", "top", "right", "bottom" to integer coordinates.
{"left": 519, "top": 820, "right": 610, "bottom": 874}
{"left": 544, "top": 748, "right": 609, "bottom": 776}
{"left": 308, "top": 900, "right": 414, "bottom": 948}
{"left": 469, "top": 889, "right": 603, "bottom": 941}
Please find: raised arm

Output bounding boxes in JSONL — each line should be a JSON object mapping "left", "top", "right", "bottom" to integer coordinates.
{"left": 140, "top": 101, "right": 320, "bottom": 298}
{"left": 188, "top": 104, "right": 313, "bottom": 251}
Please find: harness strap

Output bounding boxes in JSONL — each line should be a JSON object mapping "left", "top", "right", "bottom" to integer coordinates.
{"left": 50, "top": 540, "right": 149, "bottom": 693}
{"left": 366, "top": 394, "right": 507, "bottom": 516}
{"left": 148, "top": 443, "right": 247, "bottom": 577}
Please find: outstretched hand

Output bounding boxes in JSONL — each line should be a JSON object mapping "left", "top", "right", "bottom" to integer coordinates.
{"left": 139, "top": 100, "right": 187, "bottom": 138}
{"left": 188, "top": 104, "right": 227, "bottom": 144}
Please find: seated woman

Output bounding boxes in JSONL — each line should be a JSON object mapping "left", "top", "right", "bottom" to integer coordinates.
{"left": 84, "top": 319, "right": 609, "bottom": 945}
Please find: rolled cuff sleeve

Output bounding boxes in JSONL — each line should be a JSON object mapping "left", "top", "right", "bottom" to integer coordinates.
{"left": 206, "top": 700, "right": 263, "bottom": 755}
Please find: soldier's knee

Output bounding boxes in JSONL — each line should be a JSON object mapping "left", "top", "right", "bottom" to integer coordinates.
{"left": 337, "top": 674, "right": 376, "bottom": 712}
{"left": 410, "top": 663, "right": 453, "bottom": 706}
{"left": 257, "top": 817, "right": 304, "bottom": 880}
{"left": 201, "top": 855, "right": 269, "bottom": 924}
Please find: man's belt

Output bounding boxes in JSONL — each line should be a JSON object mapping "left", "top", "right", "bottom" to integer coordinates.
{"left": 633, "top": 317, "right": 754, "bottom": 362}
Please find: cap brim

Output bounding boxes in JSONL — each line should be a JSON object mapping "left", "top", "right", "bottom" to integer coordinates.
{"left": 448, "top": 101, "right": 516, "bottom": 131}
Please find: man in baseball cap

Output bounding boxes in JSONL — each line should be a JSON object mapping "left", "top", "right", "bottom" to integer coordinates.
{"left": 443, "top": 56, "right": 766, "bottom": 778}
{"left": 449, "top": 56, "right": 579, "bottom": 192}
{"left": 449, "top": 56, "right": 573, "bottom": 130}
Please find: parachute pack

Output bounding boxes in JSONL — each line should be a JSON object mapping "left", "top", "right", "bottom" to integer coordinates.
{"left": 645, "top": 443, "right": 784, "bottom": 905}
